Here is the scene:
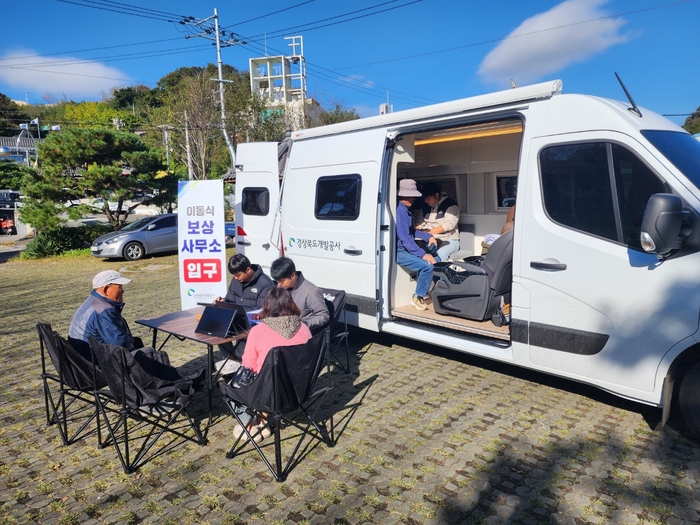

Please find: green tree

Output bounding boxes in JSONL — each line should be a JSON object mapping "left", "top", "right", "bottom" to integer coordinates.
{"left": 0, "top": 160, "right": 35, "bottom": 189}
{"left": 63, "top": 101, "right": 138, "bottom": 130}
{"left": 305, "top": 97, "right": 360, "bottom": 128}
{"left": 0, "top": 92, "right": 30, "bottom": 136}
{"left": 684, "top": 108, "right": 700, "bottom": 135}
{"left": 22, "top": 128, "right": 169, "bottom": 231}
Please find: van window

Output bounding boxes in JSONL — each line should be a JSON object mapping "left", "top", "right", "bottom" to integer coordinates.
{"left": 540, "top": 142, "right": 667, "bottom": 250}
{"left": 611, "top": 144, "right": 667, "bottom": 248}
{"left": 641, "top": 130, "right": 700, "bottom": 191}
{"left": 242, "top": 188, "right": 269, "bottom": 216}
{"left": 315, "top": 175, "right": 362, "bottom": 220}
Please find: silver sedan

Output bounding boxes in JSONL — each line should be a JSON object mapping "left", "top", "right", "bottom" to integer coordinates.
{"left": 91, "top": 214, "right": 178, "bottom": 261}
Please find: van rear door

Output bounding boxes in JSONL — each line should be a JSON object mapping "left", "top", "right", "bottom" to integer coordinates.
{"left": 234, "top": 142, "right": 281, "bottom": 272}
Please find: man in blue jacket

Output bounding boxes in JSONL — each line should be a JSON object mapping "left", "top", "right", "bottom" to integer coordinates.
{"left": 396, "top": 179, "right": 438, "bottom": 311}
{"left": 68, "top": 270, "right": 142, "bottom": 359}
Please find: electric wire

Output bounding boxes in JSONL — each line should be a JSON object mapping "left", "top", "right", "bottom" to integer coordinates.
{"left": 243, "top": 0, "right": 423, "bottom": 41}
{"left": 223, "top": 0, "right": 316, "bottom": 28}
{"left": 56, "top": 0, "right": 189, "bottom": 22}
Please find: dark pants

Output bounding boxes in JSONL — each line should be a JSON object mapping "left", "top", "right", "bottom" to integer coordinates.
{"left": 218, "top": 339, "right": 246, "bottom": 361}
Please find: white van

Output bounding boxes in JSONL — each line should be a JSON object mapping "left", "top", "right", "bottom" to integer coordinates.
{"left": 233, "top": 80, "right": 700, "bottom": 436}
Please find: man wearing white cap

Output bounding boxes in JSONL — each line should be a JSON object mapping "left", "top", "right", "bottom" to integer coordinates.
{"left": 396, "top": 179, "right": 438, "bottom": 311}
{"left": 68, "top": 270, "right": 143, "bottom": 358}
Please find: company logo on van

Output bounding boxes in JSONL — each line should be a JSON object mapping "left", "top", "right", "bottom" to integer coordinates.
{"left": 288, "top": 237, "right": 342, "bottom": 251}
{"left": 187, "top": 288, "right": 195, "bottom": 296}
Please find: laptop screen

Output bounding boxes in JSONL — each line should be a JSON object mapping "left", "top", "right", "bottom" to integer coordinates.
{"left": 194, "top": 306, "right": 237, "bottom": 338}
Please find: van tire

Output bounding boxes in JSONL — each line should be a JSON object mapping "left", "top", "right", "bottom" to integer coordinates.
{"left": 123, "top": 242, "right": 145, "bottom": 261}
{"left": 678, "top": 360, "right": 700, "bottom": 438}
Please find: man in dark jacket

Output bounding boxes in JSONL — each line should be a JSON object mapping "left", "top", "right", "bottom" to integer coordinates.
{"left": 215, "top": 254, "right": 275, "bottom": 373}
{"left": 68, "top": 270, "right": 143, "bottom": 360}
{"left": 218, "top": 254, "right": 275, "bottom": 311}
{"left": 270, "top": 256, "right": 330, "bottom": 334}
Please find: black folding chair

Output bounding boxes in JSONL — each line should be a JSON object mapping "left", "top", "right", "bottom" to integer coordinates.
{"left": 319, "top": 287, "right": 351, "bottom": 374}
{"left": 37, "top": 322, "right": 107, "bottom": 446}
{"left": 218, "top": 329, "right": 335, "bottom": 482}
{"left": 88, "top": 337, "right": 207, "bottom": 474}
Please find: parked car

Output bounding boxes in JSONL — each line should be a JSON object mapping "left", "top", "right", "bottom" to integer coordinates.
{"left": 91, "top": 213, "right": 178, "bottom": 261}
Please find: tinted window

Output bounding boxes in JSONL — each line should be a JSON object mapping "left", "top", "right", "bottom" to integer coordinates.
{"left": 540, "top": 143, "right": 617, "bottom": 241}
{"left": 641, "top": 130, "right": 700, "bottom": 190}
{"left": 153, "top": 216, "right": 177, "bottom": 229}
{"left": 315, "top": 175, "right": 362, "bottom": 220}
{"left": 611, "top": 144, "right": 667, "bottom": 249}
{"left": 540, "top": 142, "right": 667, "bottom": 250}
{"left": 242, "top": 188, "right": 269, "bottom": 216}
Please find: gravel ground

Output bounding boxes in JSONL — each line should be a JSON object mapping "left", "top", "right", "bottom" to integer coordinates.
{"left": 1, "top": 250, "right": 699, "bottom": 525}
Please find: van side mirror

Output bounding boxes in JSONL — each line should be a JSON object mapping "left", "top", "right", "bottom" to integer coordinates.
{"left": 640, "top": 193, "right": 690, "bottom": 258}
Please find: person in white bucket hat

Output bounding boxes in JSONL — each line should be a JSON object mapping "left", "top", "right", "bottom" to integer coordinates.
{"left": 396, "top": 179, "right": 438, "bottom": 311}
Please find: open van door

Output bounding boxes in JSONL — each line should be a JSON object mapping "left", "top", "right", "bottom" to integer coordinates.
{"left": 234, "top": 142, "right": 282, "bottom": 272}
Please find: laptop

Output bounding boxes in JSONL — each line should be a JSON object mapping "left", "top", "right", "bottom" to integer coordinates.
{"left": 194, "top": 305, "right": 239, "bottom": 338}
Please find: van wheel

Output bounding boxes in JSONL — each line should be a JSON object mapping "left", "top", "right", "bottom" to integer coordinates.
{"left": 678, "top": 360, "right": 700, "bottom": 438}
{"left": 123, "top": 242, "right": 144, "bottom": 261}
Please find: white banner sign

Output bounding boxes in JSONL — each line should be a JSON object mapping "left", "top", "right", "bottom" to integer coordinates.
{"left": 177, "top": 180, "right": 228, "bottom": 310}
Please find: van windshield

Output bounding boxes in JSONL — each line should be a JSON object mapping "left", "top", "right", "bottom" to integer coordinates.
{"left": 641, "top": 130, "right": 700, "bottom": 189}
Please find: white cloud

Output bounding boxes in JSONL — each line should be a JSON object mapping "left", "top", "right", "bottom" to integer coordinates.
{"left": 0, "top": 49, "right": 132, "bottom": 100}
{"left": 478, "top": 0, "right": 632, "bottom": 86}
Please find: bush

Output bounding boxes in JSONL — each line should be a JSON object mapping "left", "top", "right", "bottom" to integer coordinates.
{"left": 21, "top": 223, "right": 112, "bottom": 259}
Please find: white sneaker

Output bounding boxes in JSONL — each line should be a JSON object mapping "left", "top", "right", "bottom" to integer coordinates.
{"left": 215, "top": 359, "right": 241, "bottom": 376}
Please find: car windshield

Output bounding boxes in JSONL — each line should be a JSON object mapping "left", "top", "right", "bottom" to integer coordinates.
{"left": 641, "top": 130, "right": 700, "bottom": 190}
{"left": 121, "top": 217, "right": 157, "bottom": 232}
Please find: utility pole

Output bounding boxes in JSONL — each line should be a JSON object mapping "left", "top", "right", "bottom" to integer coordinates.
{"left": 184, "top": 111, "right": 194, "bottom": 180}
{"left": 185, "top": 8, "right": 240, "bottom": 171}
{"left": 158, "top": 125, "right": 174, "bottom": 175}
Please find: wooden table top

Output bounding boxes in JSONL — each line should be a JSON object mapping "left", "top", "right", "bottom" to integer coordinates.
{"left": 136, "top": 307, "right": 246, "bottom": 345}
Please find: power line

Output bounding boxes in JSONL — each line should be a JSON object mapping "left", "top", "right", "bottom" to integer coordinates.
{"left": 0, "top": 37, "right": 184, "bottom": 63}
{"left": 56, "top": 0, "right": 190, "bottom": 22}
{"left": 243, "top": 0, "right": 423, "bottom": 41}
{"left": 0, "top": 43, "right": 212, "bottom": 71}
{"left": 240, "top": 39, "right": 434, "bottom": 108}
{"left": 224, "top": 0, "right": 316, "bottom": 28}
{"left": 334, "top": 0, "right": 694, "bottom": 71}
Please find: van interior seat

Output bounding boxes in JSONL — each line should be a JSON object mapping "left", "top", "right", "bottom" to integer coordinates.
{"left": 431, "top": 230, "right": 513, "bottom": 321}
{"left": 447, "top": 223, "right": 475, "bottom": 261}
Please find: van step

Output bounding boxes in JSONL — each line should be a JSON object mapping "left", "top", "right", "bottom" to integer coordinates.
{"left": 391, "top": 304, "right": 510, "bottom": 341}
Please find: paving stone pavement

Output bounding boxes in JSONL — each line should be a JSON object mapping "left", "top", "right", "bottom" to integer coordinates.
{"left": 1, "top": 255, "right": 700, "bottom": 524}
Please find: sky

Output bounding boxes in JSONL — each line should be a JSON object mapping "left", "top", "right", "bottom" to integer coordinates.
{"left": 0, "top": 0, "right": 698, "bottom": 126}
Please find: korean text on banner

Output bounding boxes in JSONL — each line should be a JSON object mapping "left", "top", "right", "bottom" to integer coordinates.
{"left": 177, "top": 180, "right": 228, "bottom": 310}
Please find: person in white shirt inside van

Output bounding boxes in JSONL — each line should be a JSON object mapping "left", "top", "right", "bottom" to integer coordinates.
{"left": 396, "top": 179, "right": 438, "bottom": 311}
{"left": 417, "top": 182, "right": 460, "bottom": 262}
{"left": 481, "top": 205, "right": 515, "bottom": 255}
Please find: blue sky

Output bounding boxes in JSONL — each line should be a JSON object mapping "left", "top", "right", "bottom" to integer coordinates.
{"left": 0, "top": 0, "right": 698, "bottom": 125}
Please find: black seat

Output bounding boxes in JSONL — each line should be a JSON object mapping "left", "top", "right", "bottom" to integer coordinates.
{"left": 431, "top": 230, "right": 513, "bottom": 321}
{"left": 319, "top": 287, "right": 351, "bottom": 373}
{"left": 37, "top": 322, "right": 107, "bottom": 446}
{"left": 88, "top": 337, "right": 206, "bottom": 474}
{"left": 218, "top": 329, "right": 335, "bottom": 482}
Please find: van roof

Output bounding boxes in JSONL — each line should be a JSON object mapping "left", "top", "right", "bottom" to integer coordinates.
{"left": 291, "top": 80, "right": 563, "bottom": 141}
